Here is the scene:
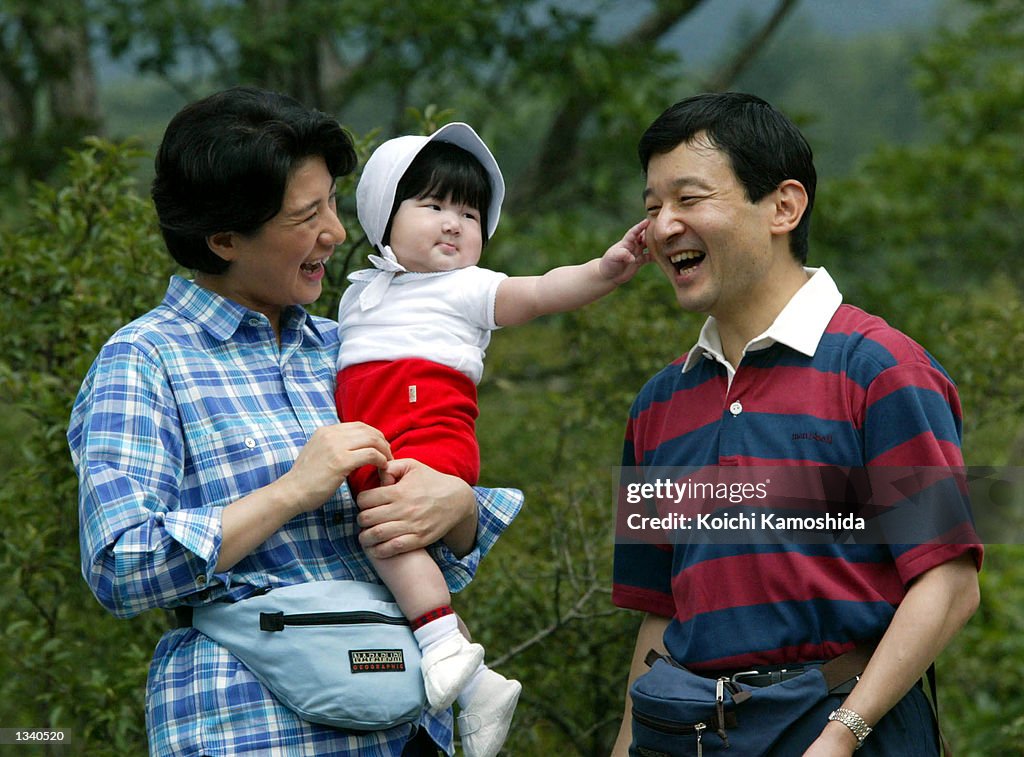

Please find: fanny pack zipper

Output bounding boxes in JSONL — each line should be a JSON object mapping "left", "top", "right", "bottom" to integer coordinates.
{"left": 631, "top": 709, "right": 706, "bottom": 735}
{"left": 633, "top": 711, "right": 710, "bottom": 756}
{"left": 259, "top": 610, "right": 409, "bottom": 632}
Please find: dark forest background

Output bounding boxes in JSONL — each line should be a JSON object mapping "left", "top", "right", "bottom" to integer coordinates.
{"left": 1, "top": 0, "right": 1022, "bottom": 753}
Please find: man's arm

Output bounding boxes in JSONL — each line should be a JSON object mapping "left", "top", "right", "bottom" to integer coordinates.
{"left": 803, "top": 554, "right": 980, "bottom": 756}
{"left": 611, "top": 612, "right": 671, "bottom": 757}
{"left": 493, "top": 220, "right": 648, "bottom": 327}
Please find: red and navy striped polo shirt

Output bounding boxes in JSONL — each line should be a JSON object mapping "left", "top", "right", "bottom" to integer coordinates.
{"left": 612, "top": 272, "right": 982, "bottom": 672}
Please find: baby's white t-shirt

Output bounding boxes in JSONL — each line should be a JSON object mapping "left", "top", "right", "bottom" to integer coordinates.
{"left": 336, "top": 266, "right": 507, "bottom": 385}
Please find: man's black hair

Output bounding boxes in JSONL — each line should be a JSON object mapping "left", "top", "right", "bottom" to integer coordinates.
{"left": 639, "top": 92, "right": 816, "bottom": 263}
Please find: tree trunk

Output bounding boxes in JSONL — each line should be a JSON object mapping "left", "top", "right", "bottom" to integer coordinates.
{"left": 507, "top": 0, "right": 709, "bottom": 212}
{"left": 40, "top": 15, "right": 102, "bottom": 137}
{"left": 0, "top": 69, "right": 35, "bottom": 144}
{"left": 240, "top": 0, "right": 326, "bottom": 108}
{"left": 1, "top": 0, "right": 102, "bottom": 179}
{"left": 509, "top": 0, "right": 802, "bottom": 212}
{"left": 703, "top": 0, "right": 801, "bottom": 92}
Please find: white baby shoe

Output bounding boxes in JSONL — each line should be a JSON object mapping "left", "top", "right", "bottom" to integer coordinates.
{"left": 457, "top": 670, "right": 522, "bottom": 757}
{"left": 420, "top": 635, "right": 485, "bottom": 712}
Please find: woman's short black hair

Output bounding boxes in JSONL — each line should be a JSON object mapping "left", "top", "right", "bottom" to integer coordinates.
{"left": 382, "top": 141, "right": 493, "bottom": 248}
{"left": 151, "top": 86, "right": 357, "bottom": 273}
{"left": 638, "top": 92, "right": 817, "bottom": 264}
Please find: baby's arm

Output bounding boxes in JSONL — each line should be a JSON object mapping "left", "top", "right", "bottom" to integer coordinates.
{"left": 494, "top": 219, "right": 649, "bottom": 327}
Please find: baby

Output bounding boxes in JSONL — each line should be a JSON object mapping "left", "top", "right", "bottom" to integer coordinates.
{"left": 336, "top": 123, "right": 647, "bottom": 757}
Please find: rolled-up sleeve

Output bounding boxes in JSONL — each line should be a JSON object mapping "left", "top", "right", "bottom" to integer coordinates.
{"left": 69, "top": 340, "right": 222, "bottom": 617}
{"left": 431, "top": 485, "right": 523, "bottom": 592}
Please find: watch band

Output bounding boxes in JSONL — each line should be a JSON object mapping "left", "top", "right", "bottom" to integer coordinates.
{"left": 828, "top": 707, "right": 872, "bottom": 749}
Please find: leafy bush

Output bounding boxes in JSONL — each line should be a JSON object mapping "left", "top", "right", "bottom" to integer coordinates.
{"left": 3, "top": 4, "right": 1023, "bottom": 749}
{"left": 0, "top": 139, "right": 174, "bottom": 753}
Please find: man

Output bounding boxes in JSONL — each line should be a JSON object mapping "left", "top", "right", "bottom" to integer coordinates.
{"left": 611, "top": 93, "right": 981, "bottom": 756}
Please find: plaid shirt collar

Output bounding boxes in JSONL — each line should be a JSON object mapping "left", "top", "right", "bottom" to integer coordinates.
{"left": 162, "top": 274, "right": 327, "bottom": 346}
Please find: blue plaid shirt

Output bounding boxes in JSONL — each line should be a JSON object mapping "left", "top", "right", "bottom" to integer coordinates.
{"left": 68, "top": 276, "right": 523, "bottom": 756}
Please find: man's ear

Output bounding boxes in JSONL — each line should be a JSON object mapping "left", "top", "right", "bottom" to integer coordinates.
{"left": 770, "top": 180, "right": 808, "bottom": 236}
{"left": 206, "top": 231, "right": 237, "bottom": 264}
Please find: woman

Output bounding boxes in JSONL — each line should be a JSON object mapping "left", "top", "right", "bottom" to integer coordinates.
{"left": 67, "top": 86, "right": 522, "bottom": 756}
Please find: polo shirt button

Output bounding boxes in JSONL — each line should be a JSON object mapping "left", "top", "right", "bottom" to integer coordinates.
{"left": 729, "top": 401, "right": 743, "bottom": 416}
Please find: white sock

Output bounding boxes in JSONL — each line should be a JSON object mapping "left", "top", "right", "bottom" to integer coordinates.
{"left": 413, "top": 613, "right": 460, "bottom": 655}
{"left": 457, "top": 662, "right": 490, "bottom": 707}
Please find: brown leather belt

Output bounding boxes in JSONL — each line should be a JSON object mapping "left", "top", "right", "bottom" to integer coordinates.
{"left": 703, "top": 641, "right": 875, "bottom": 694}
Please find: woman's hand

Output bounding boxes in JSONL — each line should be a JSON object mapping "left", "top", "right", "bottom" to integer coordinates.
{"left": 217, "top": 423, "right": 390, "bottom": 572}
{"left": 279, "top": 423, "right": 392, "bottom": 514}
{"left": 355, "top": 459, "right": 477, "bottom": 559}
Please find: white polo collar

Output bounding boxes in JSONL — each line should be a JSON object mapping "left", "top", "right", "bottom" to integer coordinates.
{"left": 681, "top": 267, "right": 843, "bottom": 378}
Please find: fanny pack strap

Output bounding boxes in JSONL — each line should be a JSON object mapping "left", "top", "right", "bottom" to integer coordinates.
{"left": 820, "top": 641, "right": 875, "bottom": 691}
{"left": 644, "top": 641, "right": 876, "bottom": 690}
{"left": 823, "top": 645, "right": 950, "bottom": 756}
{"left": 926, "top": 664, "right": 952, "bottom": 757}
{"left": 172, "top": 606, "right": 194, "bottom": 629}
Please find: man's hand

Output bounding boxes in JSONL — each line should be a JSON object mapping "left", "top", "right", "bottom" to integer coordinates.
{"left": 802, "top": 554, "right": 979, "bottom": 755}
{"left": 801, "top": 721, "right": 859, "bottom": 756}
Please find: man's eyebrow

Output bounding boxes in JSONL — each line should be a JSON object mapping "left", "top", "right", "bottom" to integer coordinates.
{"left": 643, "top": 176, "right": 713, "bottom": 200}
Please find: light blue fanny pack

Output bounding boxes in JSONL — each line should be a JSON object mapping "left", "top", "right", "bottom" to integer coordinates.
{"left": 192, "top": 580, "right": 426, "bottom": 731}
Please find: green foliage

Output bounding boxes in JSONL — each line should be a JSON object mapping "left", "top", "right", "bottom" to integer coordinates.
{"left": 808, "top": 2, "right": 1024, "bottom": 752}
{"left": 813, "top": 0, "right": 1024, "bottom": 468}
{"left": 0, "top": 0, "right": 101, "bottom": 180}
{"left": 1, "top": 2, "right": 1022, "bottom": 755}
{"left": 732, "top": 15, "right": 937, "bottom": 177}
{"left": 0, "top": 139, "right": 175, "bottom": 753}
{"left": 812, "top": 0, "right": 1024, "bottom": 289}
{"left": 942, "top": 545, "right": 1024, "bottom": 753}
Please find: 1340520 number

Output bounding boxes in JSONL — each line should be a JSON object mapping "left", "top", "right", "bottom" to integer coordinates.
{"left": 0, "top": 729, "right": 69, "bottom": 744}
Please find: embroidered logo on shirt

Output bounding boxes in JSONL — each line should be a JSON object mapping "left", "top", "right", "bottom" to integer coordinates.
{"left": 349, "top": 649, "right": 406, "bottom": 673}
{"left": 792, "top": 431, "right": 833, "bottom": 445}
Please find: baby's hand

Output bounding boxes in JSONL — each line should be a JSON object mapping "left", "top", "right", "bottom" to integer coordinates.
{"left": 599, "top": 219, "right": 651, "bottom": 284}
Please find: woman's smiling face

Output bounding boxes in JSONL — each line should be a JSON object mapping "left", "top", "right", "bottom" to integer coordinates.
{"left": 200, "top": 155, "right": 346, "bottom": 331}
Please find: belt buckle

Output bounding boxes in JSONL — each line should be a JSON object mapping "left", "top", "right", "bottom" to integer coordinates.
{"left": 730, "top": 669, "right": 763, "bottom": 684}
{"left": 731, "top": 667, "right": 801, "bottom": 685}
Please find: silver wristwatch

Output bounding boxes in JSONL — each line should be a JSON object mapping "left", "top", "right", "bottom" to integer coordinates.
{"left": 828, "top": 707, "right": 872, "bottom": 750}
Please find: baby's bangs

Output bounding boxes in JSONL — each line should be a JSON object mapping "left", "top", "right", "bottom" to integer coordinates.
{"left": 386, "top": 140, "right": 495, "bottom": 245}
{"left": 415, "top": 157, "right": 491, "bottom": 215}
